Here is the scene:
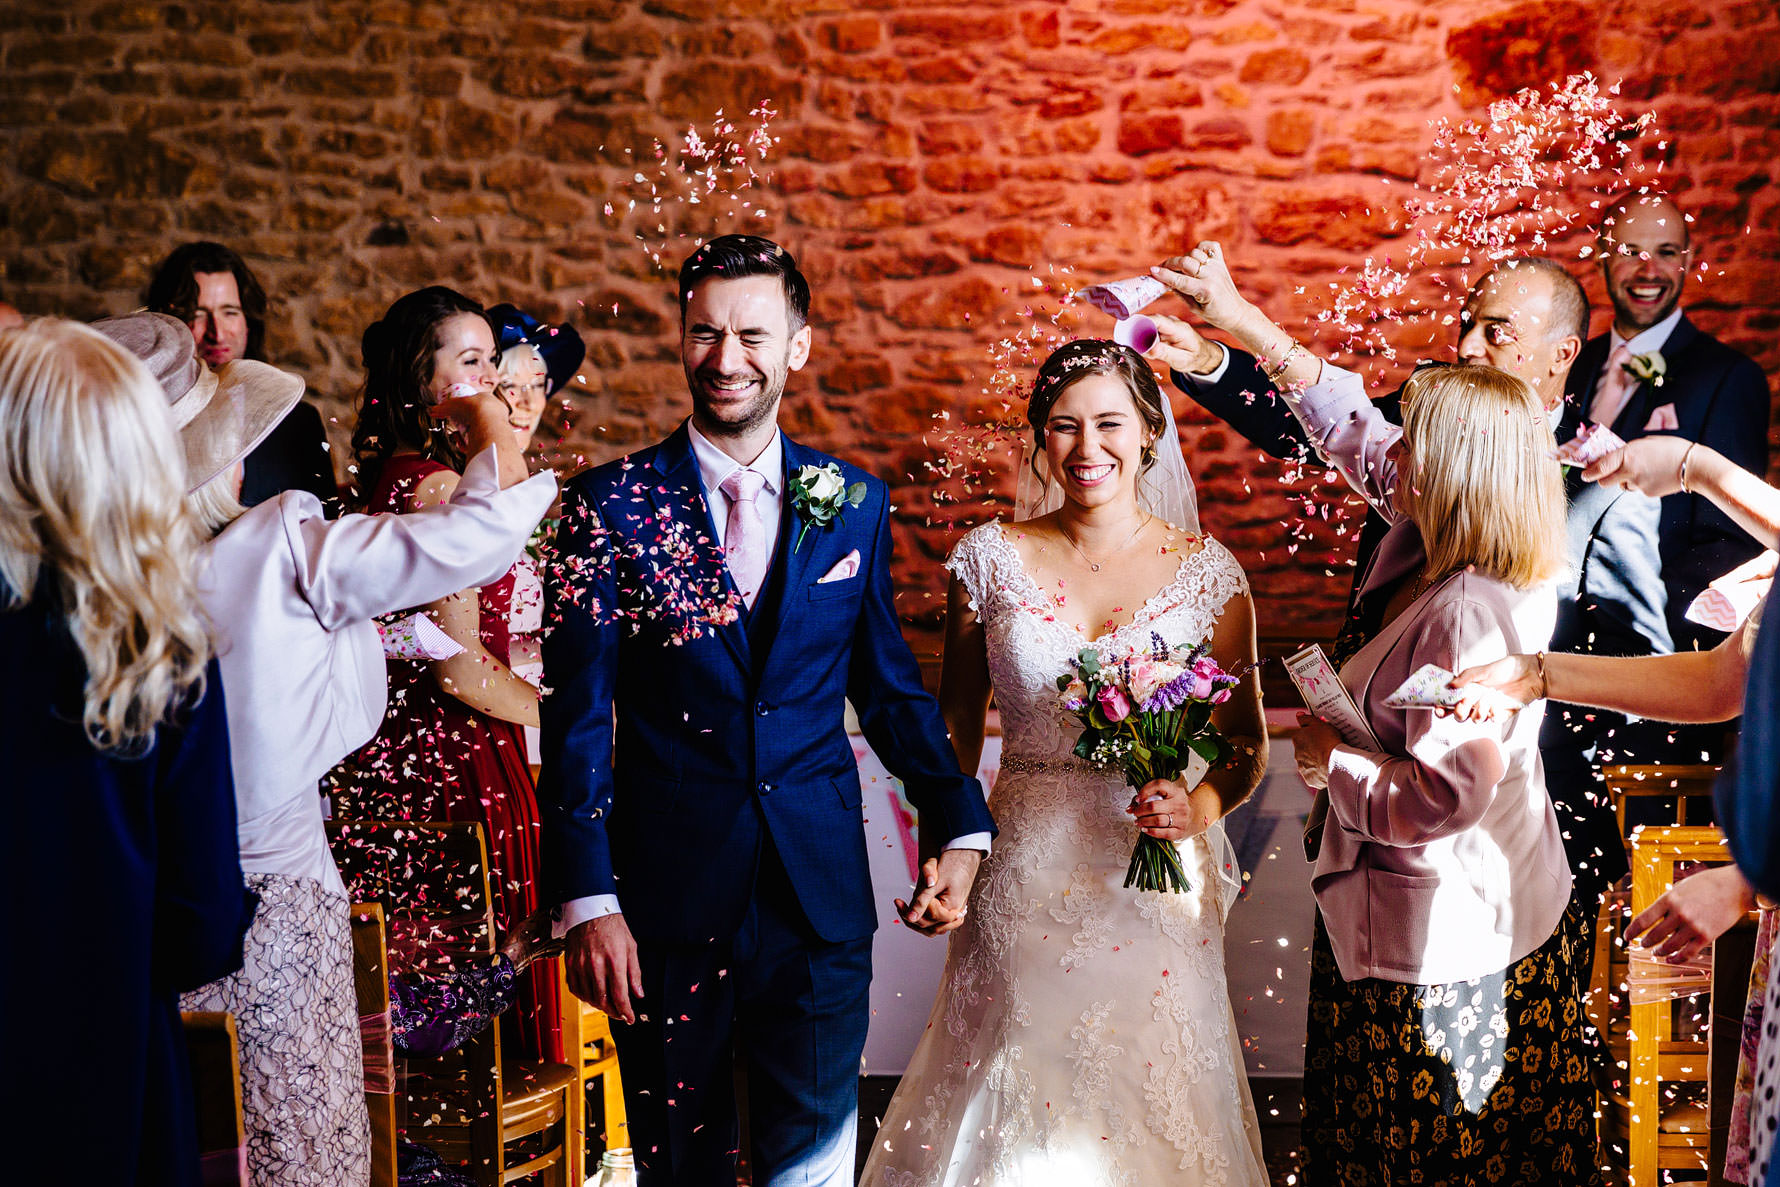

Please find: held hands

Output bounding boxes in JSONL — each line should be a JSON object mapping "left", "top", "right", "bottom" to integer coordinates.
{"left": 1282, "top": 712, "right": 1342, "bottom": 790}
{"left": 1128, "top": 777, "right": 1221, "bottom": 842}
{"left": 1627, "top": 865, "right": 1756, "bottom": 964}
{"left": 564, "top": 913, "right": 644, "bottom": 1024}
{"left": 1440, "top": 655, "right": 1543, "bottom": 722}
{"left": 1151, "top": 241, "right": 1251, "bottom": 335}
{"left": 1583, "top": 435, "right": 1693, "bottom": 496}
{"left": 896, "top": 849, "right": 982, "bottom": 938}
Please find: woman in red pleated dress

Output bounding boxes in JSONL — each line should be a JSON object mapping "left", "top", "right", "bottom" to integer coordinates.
{"left": 327, "top": 286, "right": 561, "bottom": 1063}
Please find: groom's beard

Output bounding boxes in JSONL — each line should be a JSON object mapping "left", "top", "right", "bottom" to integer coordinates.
{"left": 687, "top": 359, "right": 787, "bottom": 438}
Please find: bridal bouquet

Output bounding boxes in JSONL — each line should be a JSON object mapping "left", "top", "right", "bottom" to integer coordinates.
{"left": 1057, "top": 635, "right": 1239, "bottom": 893}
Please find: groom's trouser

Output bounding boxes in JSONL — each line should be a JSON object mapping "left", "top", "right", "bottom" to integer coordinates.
{"left": 612, "top": 832, "right": 872, "bottom": 1186}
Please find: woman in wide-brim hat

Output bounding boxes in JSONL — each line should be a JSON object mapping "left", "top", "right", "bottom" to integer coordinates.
{"left": 96, "top": 312, "right": 557, "bottom": 1187}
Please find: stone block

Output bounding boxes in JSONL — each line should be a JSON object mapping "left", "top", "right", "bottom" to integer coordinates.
{"left": 1118, "top": 113, "right": 1184, "bottom": 156}
{"left": 818, "top": 16, "right": 882, "bottom": 53}
{"left": 1087, "top": 23, "right": 1194, "bottom": 54}
{"left": 1238, "top": 48, "right": 1311, "bottom": 85}
{"left": 922, "top": 159, "right": 1001, "bottom": 193}
{"left": 887, "top": 276, "right": 1002, "bottom": 329}
{"left": 822, "top": 161, "right": 919, "bottom": 198}
{"left": 1444, "top": 2, "right": 1598, "bottom": 102}
{"left": 1267, "top": 108, "right": 1315, "bottom": 156}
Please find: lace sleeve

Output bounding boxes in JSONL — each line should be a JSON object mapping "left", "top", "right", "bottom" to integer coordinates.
{"left": 944, "top": 522, "right": 1004, "bottom": 623}
{"left": 1181, "top": 538, "right": 1251, "bottom": 637}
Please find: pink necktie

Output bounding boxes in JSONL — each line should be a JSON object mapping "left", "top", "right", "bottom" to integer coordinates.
{"left": 720, "top": 468, "right": 768, "bottom": 608}
{"left": 1591, "top": 343, "right": 1636, "bottom": 429}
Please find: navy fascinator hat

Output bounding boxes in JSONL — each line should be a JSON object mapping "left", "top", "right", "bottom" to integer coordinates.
{"left": 487, "top": 303, "right": 586, "bottom": 397}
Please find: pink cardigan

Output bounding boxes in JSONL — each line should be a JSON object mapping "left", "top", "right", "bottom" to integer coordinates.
{"left": 1289, "top": 364, "right": 1571, "bottom": 984}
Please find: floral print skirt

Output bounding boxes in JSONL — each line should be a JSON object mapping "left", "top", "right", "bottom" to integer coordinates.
{"left": 1301, "top": 893, "right": 1604, "bottom": 1186}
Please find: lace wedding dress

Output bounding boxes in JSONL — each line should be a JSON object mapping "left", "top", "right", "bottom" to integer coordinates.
{"left": 862, "top": 522, "right": 1270, "bottom": 1187}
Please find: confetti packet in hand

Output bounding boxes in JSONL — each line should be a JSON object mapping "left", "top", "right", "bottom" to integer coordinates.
{"left": 1384, "top": 663, "right": 1522, "bottom": 713}
{"left": 378, "top": 612, "right": 465, "bottom": 661}
{"left": 1552, "top": 422, "right": 1626, "bottom": 469}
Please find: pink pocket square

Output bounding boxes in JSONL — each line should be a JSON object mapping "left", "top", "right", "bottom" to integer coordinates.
{"left": 818, "top": 550, "right": 860, "bottom": 584}
{"left": 1644, "top": 403, "right": 1680, "bottom": 431}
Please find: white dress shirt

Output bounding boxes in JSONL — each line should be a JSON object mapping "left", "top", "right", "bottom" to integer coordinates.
{"left": 200, "top": 447, "right": 557, "bottom": 894}
{"left": 1592, "top": 306, "right": 1684, "bottom": 413}
{"left": 557, "top": 421, "right": 987, "bottom": 934}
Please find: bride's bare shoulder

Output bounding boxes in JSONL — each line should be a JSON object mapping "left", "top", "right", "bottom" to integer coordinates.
{"left": 1001, "top": 514, "right": 1064, "bottom": 565}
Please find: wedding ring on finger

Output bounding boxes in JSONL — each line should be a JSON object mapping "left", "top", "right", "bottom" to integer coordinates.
{"left": 1164, "top": 812, "right": 1174, "bottom": 828}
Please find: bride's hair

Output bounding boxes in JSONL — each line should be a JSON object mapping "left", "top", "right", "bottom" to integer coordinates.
{"left": 1026, "top": 339, "right": 1167, "bottom": 469}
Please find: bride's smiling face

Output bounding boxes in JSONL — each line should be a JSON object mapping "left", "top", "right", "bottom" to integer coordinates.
{"left": 1042, "top": 373, "right": 1151, "bottom": 512}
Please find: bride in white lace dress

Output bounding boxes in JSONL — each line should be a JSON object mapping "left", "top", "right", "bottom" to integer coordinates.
{"left": 864, "top": 341, "right": 1271, "bottom": 1186}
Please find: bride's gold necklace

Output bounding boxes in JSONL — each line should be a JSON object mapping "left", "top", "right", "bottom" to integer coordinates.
{"left": 1058, "top": 513, "right": 1150, "bottom": 573}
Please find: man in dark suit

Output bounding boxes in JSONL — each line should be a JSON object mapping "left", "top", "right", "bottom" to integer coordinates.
{"left": 540, "top": 235, "right": 996, "bottom": 1186}
{"left": 1159, "top": 256, "right": 1668, "bottom": 904}
{"left": 1564, "top": 193, "right": 1772, "bottom": 650}
{"left": 146, "top": 241, "right": 340, "bottom": 515}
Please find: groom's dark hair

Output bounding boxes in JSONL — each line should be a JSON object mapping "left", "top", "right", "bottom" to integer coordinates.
{"left": 677, "top": 234, "right": 812, "bottom": 330}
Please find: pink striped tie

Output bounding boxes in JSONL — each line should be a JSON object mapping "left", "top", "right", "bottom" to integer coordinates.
{"left": 1591, "top": 343, "right": 1636, "bottom": 429}
{"left": 720, "top": 468, "right": 768, "bottom": 608}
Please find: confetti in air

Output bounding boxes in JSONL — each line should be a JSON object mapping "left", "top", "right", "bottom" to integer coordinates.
{"left": 606, "top": 101, "right": 782, "bottom": 273}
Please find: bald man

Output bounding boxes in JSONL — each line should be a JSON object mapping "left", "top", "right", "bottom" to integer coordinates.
{"left": 1564, "top": 193, "right": 1772, "bottom": 651}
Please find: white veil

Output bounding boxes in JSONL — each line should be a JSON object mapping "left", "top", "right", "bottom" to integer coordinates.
{"left": 1013, "top": 373, "right": 1202, "bottom": 534}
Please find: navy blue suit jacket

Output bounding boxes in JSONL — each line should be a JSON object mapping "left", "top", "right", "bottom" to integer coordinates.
{"left": 1563, "top": 316, "right": 1771, "bottom": 644}
{"left": 1173, "top": 349, "right": 1671, "bottom": 659}
{"left": 4, "top": 589, "right": 252, "bottom": 1185}
{"left": 539, "top": 423, "right": 995, "bottom": 945}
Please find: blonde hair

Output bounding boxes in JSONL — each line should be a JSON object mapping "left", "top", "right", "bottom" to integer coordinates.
{"left": 0, "top": 320, "right": 212, "bottom": 752}
{"left": 1399, "top": 364, "right": 1566, "bottom": 590}
{"left": 496, "top": 341, "right": 546, "bottom": 386}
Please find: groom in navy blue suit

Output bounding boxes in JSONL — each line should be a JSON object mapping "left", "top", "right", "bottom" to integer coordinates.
{"left": 540, "top": 235, "right": 996, "bottom": 1185}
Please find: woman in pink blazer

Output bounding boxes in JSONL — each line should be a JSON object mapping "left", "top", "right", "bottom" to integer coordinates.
{"left": 1154, "top": 242, "right": 1601, "bottom": 1185}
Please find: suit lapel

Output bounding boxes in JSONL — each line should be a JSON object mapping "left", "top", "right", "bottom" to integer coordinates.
{"left": 1356, "top": 572, "right": 1459, "bottom": 713}
{"left": 647, "top": 423, "right": 751, "bottom": 672}
{"left": 761, "top": 438, "right": 826, "bottom": 669}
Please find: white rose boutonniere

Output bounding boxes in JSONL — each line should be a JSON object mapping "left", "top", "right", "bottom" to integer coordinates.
{"left": 790, "top": 463, "right": 867, "bottom": 551}
{"left": 1624, "top": 350, "right": 1666, "bottom": 387}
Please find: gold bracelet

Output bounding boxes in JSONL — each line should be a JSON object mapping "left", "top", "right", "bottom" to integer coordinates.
{"left": 1535, "top": 651, "right": 1548, "bottom": 700}
{"left": 1260, "top": 342, "right": 1307, "bottom": 384}
{"left": 1679, "top": 442, "right": 1698, "bottom": 494}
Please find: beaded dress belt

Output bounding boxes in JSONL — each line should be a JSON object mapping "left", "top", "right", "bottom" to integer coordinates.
{"left": 998, "top": 754, "right": 1096, "bottom": 774}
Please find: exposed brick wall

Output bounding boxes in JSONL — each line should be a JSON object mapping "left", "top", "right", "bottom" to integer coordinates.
{"left": 3, "top": 0, "right": 1776, "bottom": 650}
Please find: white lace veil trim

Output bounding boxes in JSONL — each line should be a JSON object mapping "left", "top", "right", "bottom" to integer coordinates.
{"left": 1013, "top": 379, "right": 1201, "bottom": 534}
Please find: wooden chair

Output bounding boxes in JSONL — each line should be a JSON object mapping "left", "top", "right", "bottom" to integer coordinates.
{"left": 181, "top": 1010, "right": 246, "bottom": 1187}
{"left": 1595, "top": 826, "right": 1753, "bottom": 1184}
{"left": 350, "top": 902, "right": 399, "bottom": 1187}
{"left": 559, "top": 967, "right": 630, "bottom": 1180}
{"left": 330, "top": 819, "right": 576, "bottom": 1186}
{"left": 1601, "top": 763, "right": 1723, "bottom": 837}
